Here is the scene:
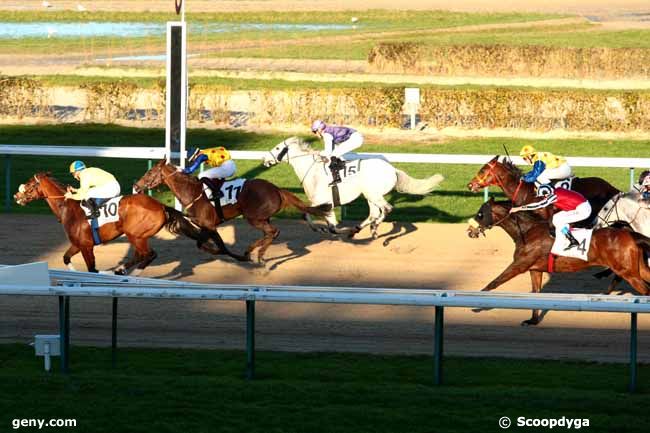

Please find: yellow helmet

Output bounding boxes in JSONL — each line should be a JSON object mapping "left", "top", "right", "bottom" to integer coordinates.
{"left": 519, "top": 145, "right": 536, "bottom": 157}
{"left": 208, "top": 146, "right": 231, "bottom": 165}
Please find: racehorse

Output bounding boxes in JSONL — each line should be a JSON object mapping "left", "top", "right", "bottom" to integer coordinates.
{"left": 14, "top": 172, "right": 208, "bottom": 275}
{"left": 262, "top": 137, "right": 444, "bottom": 240}
{"left": 467, "top": 198, "right": 650, "bottom": 325}
{"left": 596, "top": 191, "right": 650, "bottom": 235}
{"left": 467, "top": 156, "right": 620, "bottom": 223}
{"left": 133, "top": 159, "right": 331, "bottom": 264}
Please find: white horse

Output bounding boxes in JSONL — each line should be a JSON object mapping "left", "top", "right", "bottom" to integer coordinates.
{"left": 262, "top": 136, "right": 444, "bottom": 239}
{"left": 596, "top": 190, "right": 650, "bottom": 236}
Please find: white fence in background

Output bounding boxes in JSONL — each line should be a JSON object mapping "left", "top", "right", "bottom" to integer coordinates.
{"left": 2, "top": 144, "right": 650, "bottom": 211}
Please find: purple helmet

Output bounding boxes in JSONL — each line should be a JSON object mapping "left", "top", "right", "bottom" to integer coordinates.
{"left": 311, "top": 119, "right": 326, "bottom": 133}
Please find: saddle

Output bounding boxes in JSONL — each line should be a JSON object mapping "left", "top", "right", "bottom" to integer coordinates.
{"left": 200, "top": 177, "right": 225, "bottom": 220}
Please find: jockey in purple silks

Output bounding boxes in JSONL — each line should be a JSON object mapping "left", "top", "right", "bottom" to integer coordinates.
{"left": 311, "top": 119, "right": 364, "bottom": 186}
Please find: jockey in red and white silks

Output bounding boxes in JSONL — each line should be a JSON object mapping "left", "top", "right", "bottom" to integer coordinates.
{"left": 510, "top": 187, "right": 591, "bottom": 249}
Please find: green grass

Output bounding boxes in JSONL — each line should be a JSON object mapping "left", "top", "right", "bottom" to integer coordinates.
{"left": 219, "top": 26, "right": 650, "bottom": 61}
{"left": 0, "top": 124, "right": 645, "bottom": 222}
{"left": 0, "top": 343, "right": 648, "bottom": 433}
{"left": 0, "top": 10, "right": 563, "bottom": 57}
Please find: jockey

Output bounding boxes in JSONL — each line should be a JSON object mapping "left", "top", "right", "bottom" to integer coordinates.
{"left": 510, "top": 187, "right": 591, "bottom": 250}
{"left": 637, "top": 170, "right": 650, "bottom": 201}
{"left": 519, "top": 145, "right": 573, "bottom": 187}
{"left": 183, "top": 146, "right": 236, "bottom": 181}
{"left": 64, "top": 160, "right": 121, "bottom": 218}
{"left": 311, "top": 119, "right": 363, "bottom": 186}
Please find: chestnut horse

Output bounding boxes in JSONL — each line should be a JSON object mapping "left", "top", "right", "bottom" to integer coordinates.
{"left": 14, "top": 172, "right": 210, "bottom": 275}
{"left": 467, "top": 156, "right": 620, "bottom": 223}
{"left": 467, "top": 199, "right": 650, "bottom": 325}
{"left": 134, "top": 159, "right": 331, "bottom": 264}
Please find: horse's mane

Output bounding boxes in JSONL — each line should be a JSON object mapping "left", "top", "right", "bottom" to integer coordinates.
{"left": 286, "top": 136, "right": 318, "bottom": 153}
{"left": 498, "top": 156, "right": 523, "bottom": 177}
{"left": 35, "top": 172, "right": 67, "bottom": 191}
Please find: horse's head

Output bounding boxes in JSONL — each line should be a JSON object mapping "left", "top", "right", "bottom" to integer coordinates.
{"left": 467, "top": 198, "right": 512, "bottom": 238}
{"left": 263, "top": 137, "right": 308, "bottom": 168}
{"left": 467, "top": 156, "right": 521, "bottom": 192}
{"left": 14, "top": 172, "right": 51, "bottom": 206}
{"left": 133, "top": 159, "right": 173, "bottom": 193}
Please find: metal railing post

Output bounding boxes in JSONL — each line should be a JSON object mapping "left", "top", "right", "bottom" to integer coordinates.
{"left": 112, "top": 298, "right": 118, "bottom": 368}
{"left": 59, "top": 296, "right": 70, "bottom": 374}
{"left": 483, "top": 187, "right": 488, "bottom": 203}
{"left": 434, "top": 306, "right": 444, "bottom": 385}
{"left": 246, "top": 300, "right": 256, "bottom": 380}
{"left": 630, "top": 168, "right": 635, "bottom": 190}
{"left": 147, "top": 160, "right": 153, "bottom": 196}
{"left": 629, "top": 312, "right": 638, "bottom": 393}
{"left": 4, "top": 155, "right": 11, "bottom": 212}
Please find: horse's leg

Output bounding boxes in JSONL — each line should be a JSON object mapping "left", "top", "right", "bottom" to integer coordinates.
{"left": 606, "top": 276, "right": 623, "bottom": 294}
{"left": 254, "top": 220, "right": 280, "bottom": 264}
{"left": 128, "top": 236, "right": 158, "bottom": 277}
{"left": 481, "top": 259, "right": 531, "bottom": 292}
{"left": 369, "top": 198, "right": 393, "bottom": 239}
{"left": 522, "top": 270, "right": 544, "bottom": 326}
{"left": 349, "top": 201, "right": 382, "bottom": 239}
{"left": 80, "top": 247, "right": 98, "bottom": 273}
{"left": 63, "top": 244, "right": 81, "bottom": 271}
{"left": 205, "top": 229, "right": 249, "bottom": 262}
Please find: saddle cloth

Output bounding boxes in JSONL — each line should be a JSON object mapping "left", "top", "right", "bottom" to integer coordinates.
{"left": 80, "top": 196, "right": 122, "bottom": 226}
{"left": 202, "top": 178, "right": 246, "bottom": 207}
{"left": 550, "top": 228, "right": 592, "bottom": 261}
{"left": 536, "top": 177, "right": 575, "bottom": 196}
{"left": 327, "top": 159, "right": 361, "bottom": 184}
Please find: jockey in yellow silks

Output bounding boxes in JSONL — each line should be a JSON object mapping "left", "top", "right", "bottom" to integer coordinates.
{"left": 184, "top": 146, "right": 236, "bottom": 180}
{"left": 519, "top": 145, "right": 573, "bottom": 186}
{"left": 64, "top": 160, "right": 121, "bottom": 218}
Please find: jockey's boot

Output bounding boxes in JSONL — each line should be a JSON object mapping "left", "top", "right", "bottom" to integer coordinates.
{"left": 328, "top": 157, "right": 344, "bottom": 186}
{"left": 563, "top": 230, "right": 580, "bottom": 250}
{"left": 83, "top": 198, "right": 100, "bottom": 219}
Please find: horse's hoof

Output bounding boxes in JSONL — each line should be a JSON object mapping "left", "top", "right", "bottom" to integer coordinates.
{"left": 114, "top": 268, "right": 127, "bottom": 276}
{"left": 520, "top": 320, "right": 539, "bottom": 327}
{"left": 382, "top": 239, "right": 390, "bottom": 247}
{"left": 471, "top": 308, "right": 485, "bottom": 313}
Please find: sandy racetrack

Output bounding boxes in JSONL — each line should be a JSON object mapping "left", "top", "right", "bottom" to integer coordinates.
{"left": 1, "top": 214, "right": 648, "bottom": 363}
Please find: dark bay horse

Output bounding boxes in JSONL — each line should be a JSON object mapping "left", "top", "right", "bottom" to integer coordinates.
{"left": 467, "top": 199, "right": 650, "bottom": 325}
{"left": 14, "top": 172, "right": 206, "bottom": 275}
{"left": 467, "top": 156, "right": 620, "bottom": 222}
{"left": 133, "top": 159, "right": 331, "bottom": 264}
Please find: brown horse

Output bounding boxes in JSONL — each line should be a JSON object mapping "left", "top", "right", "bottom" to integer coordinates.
{"left": 467, "top": 199, "right": 650, "bottom": 325}
{"left": 467, "top": 156, "right": 620, "bottom": 223}
{"left": 13, "top": 172, "right": 209, "bottom": 275}
{"left": 133, "top": 159, "right": 332, "bottom": 264}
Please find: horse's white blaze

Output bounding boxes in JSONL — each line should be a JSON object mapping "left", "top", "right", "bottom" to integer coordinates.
{"left": 266, "top": 137, "right": 443, "bottom": 233}
{"left": 18, "top": 184, "right": 25, "bottom": 193}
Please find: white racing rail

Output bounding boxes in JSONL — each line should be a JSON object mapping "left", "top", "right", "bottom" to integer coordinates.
{"left": 2, "top": 144, "right": 650, "bottom": 212}
{"left": 0, "top": 262, "right": 646, "bottom": 391}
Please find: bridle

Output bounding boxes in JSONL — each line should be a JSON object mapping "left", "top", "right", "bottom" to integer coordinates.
{"left": 19, "top": 175, "right": 64, "bottom": 201}
{"left": 267, "top": 140, "right": 320, "bottom": 185}
{"left": 474, "top": 160, "right": 524, "bottom": 203}
{"left": 598, "top": 192, "right": 644, "bottom": 227}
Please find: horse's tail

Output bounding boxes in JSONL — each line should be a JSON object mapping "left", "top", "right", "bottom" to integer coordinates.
{"left": 395, "top": 170, "right": 444, "bottom": 195}
{"left": 279, "top": 189, "right": 332, "bottom": 217}
{"left": 163, "top": 206, "right": 203, "bottom": 241}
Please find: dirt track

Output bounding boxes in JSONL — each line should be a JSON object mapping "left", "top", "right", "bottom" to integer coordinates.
{"left": 1, "top": 214, "right": 648, "bottom": 363}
